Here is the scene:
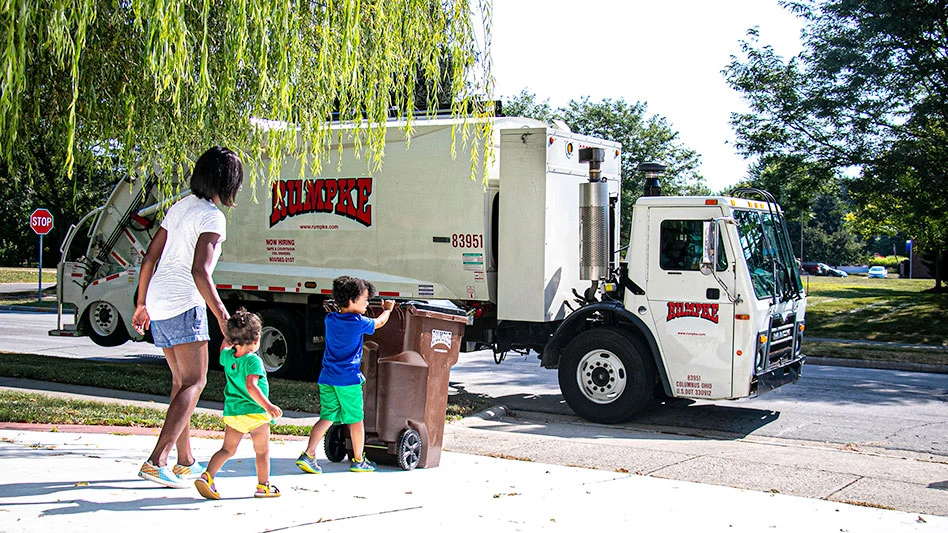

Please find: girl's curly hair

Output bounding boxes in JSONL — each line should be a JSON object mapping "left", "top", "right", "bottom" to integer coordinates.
{"left": 226, "top": 307, "right": 262, "bottom": 346}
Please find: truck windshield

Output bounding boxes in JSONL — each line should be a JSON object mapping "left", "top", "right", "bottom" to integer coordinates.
{"left": 733, "top": 209, "right": 803, "bottom": 301}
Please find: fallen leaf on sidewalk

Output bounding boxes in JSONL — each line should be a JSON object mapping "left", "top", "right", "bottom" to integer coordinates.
{"left": 917, "top": 516, "right": 927, "bottom": 523}
{"left": 74, "top": 482, "right": 89, "bottom": 487}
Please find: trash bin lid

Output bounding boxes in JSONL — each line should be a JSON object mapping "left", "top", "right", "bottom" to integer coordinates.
{"left": 404, "top": 301, "right": 472, "bottom": 324}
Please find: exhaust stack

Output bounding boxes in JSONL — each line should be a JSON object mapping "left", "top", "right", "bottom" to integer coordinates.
{"left": 579, "top": 148, "right": 608, "bottom": 281}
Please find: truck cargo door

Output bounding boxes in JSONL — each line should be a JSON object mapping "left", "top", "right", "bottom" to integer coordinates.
{"left": 644, "top": 209, "right": 734, "bottom": 399}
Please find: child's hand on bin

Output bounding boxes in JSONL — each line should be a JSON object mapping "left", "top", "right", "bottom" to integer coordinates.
{"left": 381, "top": 299, "right": 395, "bottom": 311}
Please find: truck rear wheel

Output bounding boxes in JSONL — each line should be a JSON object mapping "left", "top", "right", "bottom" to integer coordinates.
{"left": 84, "top": 301, "right": 129, "bottom": 347}
{"left": 558, "top": 328, "right": 654, "bottom": 424}
{"left": 258, "top": 308, "right": 307, "bottom": 379}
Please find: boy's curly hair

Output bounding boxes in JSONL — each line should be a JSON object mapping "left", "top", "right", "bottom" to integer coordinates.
{"left": 226, "top": 307, "right": 262, "bottom": 346}
{"left": 332, "top": 275, "right": 376, "bottom": 307}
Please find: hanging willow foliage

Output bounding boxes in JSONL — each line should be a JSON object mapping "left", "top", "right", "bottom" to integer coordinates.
{"left": 0, "top": 0, "right": 494, "bottom": 192}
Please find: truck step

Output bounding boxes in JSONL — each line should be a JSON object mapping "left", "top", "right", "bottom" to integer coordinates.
{"left": 48, "top": 328, "right": 80, "bottom": 337}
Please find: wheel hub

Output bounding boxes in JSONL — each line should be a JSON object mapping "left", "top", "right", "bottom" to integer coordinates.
{"left": 576, "top": 349, "right": 628, "bottom": 404}
{"left": 259, "top": 326, "right": 288, "bottom": 372}
{"left": 91, "top": 302, "right": 117, "bottom": 335}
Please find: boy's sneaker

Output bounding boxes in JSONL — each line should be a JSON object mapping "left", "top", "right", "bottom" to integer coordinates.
{"left": 138, "top": 461, "right": 190, "bottom": 488}
{"left": 296, "top": 452, "right": 322, "bottom": 474}
{"left": 350, "top": 456, "right": 377, "bottom": 473}
{"left": 172, "top": 460, "right": 206, "bottom": 480}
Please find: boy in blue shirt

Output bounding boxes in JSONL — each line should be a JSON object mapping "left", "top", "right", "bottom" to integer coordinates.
{"left": 297, "top": 276, "right": 394, "bottom": 473}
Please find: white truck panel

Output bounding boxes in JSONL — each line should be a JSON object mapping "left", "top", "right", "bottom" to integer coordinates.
{"left": 217, "top": 121, "right": 494, "bottom": 300}
{"left": 497, "top": 128, "right": 620, "bottom": 322}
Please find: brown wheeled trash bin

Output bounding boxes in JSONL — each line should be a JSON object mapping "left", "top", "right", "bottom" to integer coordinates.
{"left": 323, "top": 301, "right": 470, "bottom": 470}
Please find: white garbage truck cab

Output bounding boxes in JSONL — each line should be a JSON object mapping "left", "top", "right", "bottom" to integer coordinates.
{"left": 51, "top": 116, "right": 806, "bottom": 424}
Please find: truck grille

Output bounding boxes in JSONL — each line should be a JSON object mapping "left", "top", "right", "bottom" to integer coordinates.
{"left": 757, "top": 314, "right": 802, "bottom": 372}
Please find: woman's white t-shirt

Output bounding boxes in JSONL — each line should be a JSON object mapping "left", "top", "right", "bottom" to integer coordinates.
{"left": 145, "top": 195, "right": 226, "bottom": 321}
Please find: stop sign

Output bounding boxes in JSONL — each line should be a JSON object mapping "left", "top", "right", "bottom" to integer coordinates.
{"left": 30, "top": 208, "right": 54, "bottom": 235}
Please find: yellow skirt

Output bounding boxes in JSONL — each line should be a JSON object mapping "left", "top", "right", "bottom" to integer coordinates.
{"left": 223, "top": 413, "right": 271, "bottom": 433}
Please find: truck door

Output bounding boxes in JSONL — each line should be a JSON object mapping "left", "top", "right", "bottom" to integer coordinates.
{"left": 645, "top": 208, "right": 734, "bottom": 399}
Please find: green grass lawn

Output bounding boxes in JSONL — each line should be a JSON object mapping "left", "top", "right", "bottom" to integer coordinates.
{"left": 0, "top": 267, "right": 57, "bottom": 284}
{"left": 0, "top": 390, "right": 312, "bottom": 436}
{"left": 802, "top": 275, "right": 947, "bottom": 363}
{"left": 0, "top": 353, "right": 491, "bottom": 426}
{"left": 802, "top": 276, "right": 947, "bottom": 345}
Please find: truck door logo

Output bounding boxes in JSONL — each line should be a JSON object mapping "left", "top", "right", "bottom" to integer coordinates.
{"left": 666, "top": 301, "right": 719, "bottom": 324}
{"left": 269, "top": 177, "right": 373, "bottom": 228}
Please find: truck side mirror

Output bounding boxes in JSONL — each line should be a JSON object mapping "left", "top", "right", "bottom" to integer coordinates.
{"left": 700, "top": 220, "right": 719, "bottom": 275}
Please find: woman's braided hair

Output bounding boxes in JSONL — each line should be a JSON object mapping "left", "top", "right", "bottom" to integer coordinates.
{"left": 226, "top": 307, "right": 262, "bottom": 346}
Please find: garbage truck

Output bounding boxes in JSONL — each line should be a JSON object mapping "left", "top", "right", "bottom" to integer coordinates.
{"left": 50, "top": 116, "right": 807, "bottom": 423}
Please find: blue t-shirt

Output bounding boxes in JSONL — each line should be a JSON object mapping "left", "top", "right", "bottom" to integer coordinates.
{"left": 319, "top": 312, "right": 376, "bottom": 386}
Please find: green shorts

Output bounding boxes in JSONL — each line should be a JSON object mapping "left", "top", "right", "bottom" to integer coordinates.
{"left": 318, "top": 383, "right": 364, "bottom": 424}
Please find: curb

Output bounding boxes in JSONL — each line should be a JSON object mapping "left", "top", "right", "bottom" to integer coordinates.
{"left": 468, "top": 404, "right": 508, "bottom": 421}
{"left": 806, "top": 356, "right": 948, "bottom": 374}
{"left": 0, "top": 305, "right": 65, "bottom": 314}
{"left": 0, "top": 422, "right": 307, "bottom": 440}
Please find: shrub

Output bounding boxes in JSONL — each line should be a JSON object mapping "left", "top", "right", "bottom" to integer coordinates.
{"left": 868, "top": 255, "right": 906, "bottom": 269}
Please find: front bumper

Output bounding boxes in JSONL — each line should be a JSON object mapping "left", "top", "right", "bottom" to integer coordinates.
{"left": 754, "top": 355, "right": 805, "bottom": 395}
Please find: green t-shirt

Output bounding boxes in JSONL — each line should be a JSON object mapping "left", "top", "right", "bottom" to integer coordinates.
{"left": 220, "top": 347, "right": 270, "bottom": 417}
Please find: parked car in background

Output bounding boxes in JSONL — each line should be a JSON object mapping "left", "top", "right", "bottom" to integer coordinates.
{"left": 801, "top": 262, "right": 827, "bottom": 275}
{"left": 868, "top": 266, "right": 888, "bottom": 278}
{"left": 825, "top": 266, "right": 848, "bottom": 277}
{"left": 801, "top": 262, "right": 848, "bottom": 277}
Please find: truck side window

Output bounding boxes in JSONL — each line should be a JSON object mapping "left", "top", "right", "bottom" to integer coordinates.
{"left": 660, "top": 220, "right": 727, "bottom": 271}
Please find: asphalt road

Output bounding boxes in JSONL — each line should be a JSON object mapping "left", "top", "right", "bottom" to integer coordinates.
{"left": 2, "top": 308, "right": 946, "bottom": 458}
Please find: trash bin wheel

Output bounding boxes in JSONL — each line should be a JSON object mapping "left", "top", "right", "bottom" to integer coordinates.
{"left": 324, "top": 424, "right": 348, "bottom": 462}
{"left": 396, "top": 428, "right": 422, "bottom": 471}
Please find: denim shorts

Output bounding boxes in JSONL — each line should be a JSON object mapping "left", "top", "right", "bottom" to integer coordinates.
{"left": 150, "top": 306, "right": 209, "bottom": 348}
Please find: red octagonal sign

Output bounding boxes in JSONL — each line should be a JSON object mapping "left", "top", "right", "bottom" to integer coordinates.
{"left": 30, "top": 208, "right": 54, "bottom": 235}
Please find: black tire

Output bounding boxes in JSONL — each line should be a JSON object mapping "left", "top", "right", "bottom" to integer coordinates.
{"left": 324, "top": 424, "right": 348, "bottom": 462}
{"left": 558, "top": 328, "right": 655, "bottom": 424}
{"left": 257, "top": 308, "right": 307, "bottom": 379}
{"left": 84, "top": 301, "right": 130, "bottom": 347}
{"left": 396, "top": 428, "right": 422, "bottom": 471}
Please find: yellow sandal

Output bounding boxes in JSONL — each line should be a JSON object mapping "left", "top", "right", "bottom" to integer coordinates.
{"left": 194, "top": 473, "right": 220, "bottom": 500}
{"left": 254, "top": 482, "right": 280, "bottom": 498}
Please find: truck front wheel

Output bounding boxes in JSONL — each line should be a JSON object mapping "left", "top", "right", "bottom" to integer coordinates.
{"left": 558, "top": 328, "right": 655, "bottom": 424}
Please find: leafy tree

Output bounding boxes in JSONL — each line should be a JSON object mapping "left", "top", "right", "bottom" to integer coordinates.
{"left": 802, "top": 193, "right": 865, "bottom": 265}
{"left": 0, "top": 0, "right": 494, "bottom": 192}
{"left": 502, "top": 91, "right": 708, "bottom": 241}
{"left": 724, "top": 0, "right": 948, "bottom": 289}
{"left": 0, "top": 141, "right": 117, "bottom": 267}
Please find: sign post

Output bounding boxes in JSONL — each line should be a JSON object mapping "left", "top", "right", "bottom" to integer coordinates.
{"left": 905, "top": 240, "right": 913, "bottom": 279}
{"left": 29, "top": 208, "right": 54, "bottom": 303}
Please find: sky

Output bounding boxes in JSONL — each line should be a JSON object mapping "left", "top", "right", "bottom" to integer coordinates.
{"left": 489, "top": 0, "right": 805, "bottom": 192}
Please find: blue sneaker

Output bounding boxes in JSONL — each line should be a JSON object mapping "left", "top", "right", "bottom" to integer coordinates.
{"left": 138, "top": 461, "right": 190, "bottom": 488}
{"left": 172, "top": 460, "right": 206, "bottom": 480}
{"left": 296, "top": 452, "right": 322, "bottom": 474}
{"left": 350, "top": 456, "right": 377, "bottom": 472}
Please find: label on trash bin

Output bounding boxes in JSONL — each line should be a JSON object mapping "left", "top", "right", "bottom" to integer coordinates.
{"left": 431, "top": 329, "right": 453, "bottom": 352}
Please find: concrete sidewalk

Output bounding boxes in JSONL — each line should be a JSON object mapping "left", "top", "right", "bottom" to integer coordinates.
{"left": 1, "top": 427, "right": 944, "bottom": 533}
{"left": 1, "top": 378, "right": 947, "bottom": 532}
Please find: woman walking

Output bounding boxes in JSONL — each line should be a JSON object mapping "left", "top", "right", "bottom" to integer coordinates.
{"left": 132, "top": 146, "right": 243, "bottom": 488}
